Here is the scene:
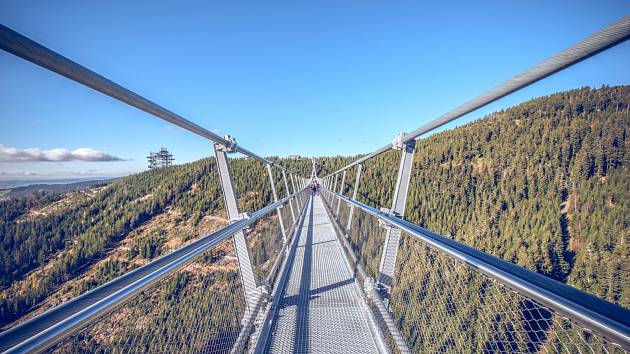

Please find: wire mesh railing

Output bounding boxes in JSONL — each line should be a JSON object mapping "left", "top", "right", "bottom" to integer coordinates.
{"left": 1, "top": 12, "right": 629, "bottom": 354}
{"left": 343, "top": 203, "right": 386, "bottom": 279}
{"left": 389, "top": 229, "right": 623, "bottom": 354}
{"left": 323, "top": 15, "right": 630, "bottom": 177}
{"left": 321, "top": 188, "right": 630, "bottom": 353}
{"left": 278, "top": 203, "right": 296, "bottom": 243}
{"left": 0, "top": 21, "right": 314, "bottom": 354}
{"left": 314, "top": 14, "right": 630, "bottom": 354}
{"left": 48, "top": 239, "right": 246, "bottom": 354}
{"left": 0, "top": 191, "right": 310, "bottom": 353}
{"left": 247, "top": 210, "right": 284, "bottom": 287}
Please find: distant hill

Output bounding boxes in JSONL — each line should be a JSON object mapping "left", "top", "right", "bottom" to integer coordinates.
{"left": 0, "top": 179, "right": 116, "bottom": 200}
{"left": 0, "top": 178, "right": 116, "bottom": 190}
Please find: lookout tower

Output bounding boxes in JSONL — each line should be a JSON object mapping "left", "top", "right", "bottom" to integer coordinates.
{"left": 147, "top": 147, "right": 174, "bottom": 169}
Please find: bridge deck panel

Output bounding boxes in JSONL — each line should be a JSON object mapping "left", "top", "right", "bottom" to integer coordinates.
{"left": 266, "top": 195, "right": 381, "bottom": 353}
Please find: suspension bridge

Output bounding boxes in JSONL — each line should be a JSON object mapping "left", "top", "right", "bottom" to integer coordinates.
{"left": 1, "top": 14, "right": 630, "bottom": 354}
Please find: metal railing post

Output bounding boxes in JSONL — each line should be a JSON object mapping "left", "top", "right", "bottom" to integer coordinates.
{"left": 213, "top": 139, "right": 260, "bottom": 312}
{"left": 331, "top": 174, "right": 338, "bottom": 204}
{"left": 378, "top": 134, "right": 416, "bottom": 289}
{"left": 282, "top": 170, "right": 296, "bottom": 223}
{"left": 346, "top": 163, "right": 363, "bottom": 230}
{"left": 300, "top": 177, "right": 306, "bottom": 203}
{"left": 325, "top": 176, "right": 331, "bottom": 202}
{"left": 336, "top": 170, "right": 346, "bottom": 215}
{"left": 302, "top": 177, "right": 308, "bottom": 203}
{"left": 290, "top": 173, "right": 301, "bottom": 210}
{"left": 267, "top": 164, "right": 288, "bottom": 244}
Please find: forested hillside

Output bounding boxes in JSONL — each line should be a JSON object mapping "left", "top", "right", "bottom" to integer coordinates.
{"left": 0, "top": 156, "right": 311, "bottom": 329}
{"left": 0, "top": 85, "right": 628, "bottom": 346}
{"left": 318, "top": 85, "right": 629, "bottom": 308}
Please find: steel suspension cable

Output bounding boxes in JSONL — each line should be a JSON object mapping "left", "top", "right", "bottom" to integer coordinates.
{"left": 0, "top": 24, "right": 299, "bottom": 175}
{"left": 327, "top": 14, "right": 630, "bottom": 176}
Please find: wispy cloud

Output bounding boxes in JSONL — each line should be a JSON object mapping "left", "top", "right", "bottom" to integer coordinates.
{"left": 0, "top": 171, "right": 38, "bottom": 176}
{"left": 0, "top": 169, "right": 138, "bottom": 181}
{"left": 0, "top": 145, "right": 125, "bottom": 162}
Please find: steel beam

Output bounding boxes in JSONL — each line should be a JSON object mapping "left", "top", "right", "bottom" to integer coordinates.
{"left": 0, "top": 194, "right": 297, "bottom": 354}
{"left": 327, "top": 192, "right": 630, "bottom": 350}
{"left": 290, "top": 173, "right": 301, "bottom": 210}
{"left": 299, "top": 177, "right": 306, "bottom": 204}
{"left": 346, "top": 163, "right": 363, "bottom": 230}
{"left": 301, "top": 177, "right": 307, "bottom": 204}
{"left": 336, "top": 170, "right": 346, "bottom": 215}
{"left": 0, "top": 24, "right": 300, "bottom": 175}
{"left": 331, "top": 174, "right": 338, "bottom": 204}
{"left": 282, "top": 170, "right": 296, "bottom": 223}
{"left": 378, "top": 138, "right": 416, "bottom": 289}
{"left": 321, "top": 15, "right": 630, "bottom": 178}
{"left": 214, "top": 143, "right": 259, "bottom": 312}
{"left": 267, "top": 164, "right": 288, "bottom": 244}
{"left": 326, "top": 176, "right": 334, "bottom": 203}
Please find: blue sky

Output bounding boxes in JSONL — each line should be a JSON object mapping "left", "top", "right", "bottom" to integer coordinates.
{"left": 1, "top": 0, "right": 629, "bottom": 179}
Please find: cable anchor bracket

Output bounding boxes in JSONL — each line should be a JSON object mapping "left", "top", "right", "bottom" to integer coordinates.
{"left": 230, "top": 212, "right": 252, "bottom": 233}
{"left": 215, "top": 135, "right": 238, "bottom": 153}
{"left": 377, "top": 207, "right": 400, "bottom": 229}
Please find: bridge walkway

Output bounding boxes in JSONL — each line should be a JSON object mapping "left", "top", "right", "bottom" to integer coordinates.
{"left": 264, "top": 194, "right": 385, "bottom": 353}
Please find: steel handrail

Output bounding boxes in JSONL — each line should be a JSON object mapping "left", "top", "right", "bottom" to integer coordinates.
{"left": 0, "top": 24, "right": 300, "bottom": 177}
{"left": 325, "top": 188, "right": 630, "bottom": 350}
{"left": 325, "top": 14, "right": 630, "bottom": 177}
{"left": 0, "top": 190, "right": 308, "bottom": 354}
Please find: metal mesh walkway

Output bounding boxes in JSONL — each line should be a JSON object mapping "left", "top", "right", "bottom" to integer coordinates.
{"left": 265, "top": 195, "right": 385, "bottom": 353}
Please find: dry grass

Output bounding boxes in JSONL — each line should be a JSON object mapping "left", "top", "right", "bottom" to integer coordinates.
{"left": 2, "top": 194, "right": 231, "bottom": 329}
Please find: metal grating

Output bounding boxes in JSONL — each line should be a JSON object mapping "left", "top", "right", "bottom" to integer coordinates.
{"left": 265, "top": 195, "right": 384, "bottom": 353}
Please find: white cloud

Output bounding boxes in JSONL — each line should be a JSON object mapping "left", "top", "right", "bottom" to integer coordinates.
{"left": 0, "top": 145, "right": 125, "bottom": 162}
{"left": 0, "top": 171, "right": 38, "bottom": 176}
